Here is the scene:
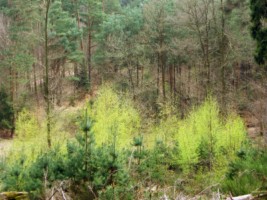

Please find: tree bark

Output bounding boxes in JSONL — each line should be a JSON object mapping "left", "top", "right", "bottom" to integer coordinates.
{"left": 88, "top": 31, "right": 92, "bottom": 85}
{"left": 44, "top": 0, "right": 51, "bottom": 148}
{"left": 33, "top": 62, "right": 39, "bottom": 108}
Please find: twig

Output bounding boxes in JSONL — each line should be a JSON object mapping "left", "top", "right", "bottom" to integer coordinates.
{"left": 60, "top": 188, "right": 67, "bottom": 200}
{"left": 88, "top": 185, "right": 97, "bottom": 199}
{"left": 229, "top": 192, "right": 234, "bottom": 200}
{"left": 195, "top": 183, "right": 220, "bottom": 196}
{"left": 128, "top": 148, "right": 135, "bottom": 170}
{"left": 48, "top": 189, "right": 58, "bottom": 200}
{"left": 51, "top": 188, "right": 55, "bottom": 200}
{"left": 59, "top": 181, "right": 67, "bottom": 200}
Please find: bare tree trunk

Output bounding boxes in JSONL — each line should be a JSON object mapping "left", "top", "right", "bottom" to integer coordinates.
{"left": 173, "top": 64, "right": 176, "bottom": 93}
{"left": 9, "top": 66, "right": 15, "bottom": 137}
{"left": 88, "top": 31, "right": 92, "bottom": 85}
{"left": 159, "top": 35, "right": 166, "bottom": 99}
{"left": 45, "top": 0, "right": 51, "bottom": 148}
{"left": 141, "top": 66, "right": 144, "bottom": 87}
{"left": 102, "top": 0, "right": 105, "bottom": 13}
{"left": 220, "top": 0, "right": 226, "bottom": 113}
{"left": 157, "top": 54, "right": 160, "bottom": 96}
{"left": 26, "top": 71, "right": 31, "bottom": 92}
{"left": 128, "top": 67, "right": 135, "bottom": 97}
{"left": 33, "top": 62, "right": 40, "bottom": 108}
{"left": 136, "top": 62, "right": 139, "bottom": 87}
{"left": 162, "top": 60, "right": 166, "bottom": 99}
{"left": 169, "top": 64, "right": 174, "bottom": 97}
{"left": 188, "top": 65, "right": 191, "bottom": 97}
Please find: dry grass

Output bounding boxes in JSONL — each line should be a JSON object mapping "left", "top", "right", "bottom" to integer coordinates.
{"left": 0, "top": 139, "right": 12, "bottom": 157}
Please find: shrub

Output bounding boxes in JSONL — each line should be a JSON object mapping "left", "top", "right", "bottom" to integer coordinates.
{"left": 89, "top": 86, "right": 140, "bottom": 148}
{"left": 175, "top": 97, "right": 246, "bottom": 172}
{"left": 15, "top": 109, "right": 40, "bottom": 140}
{"left": 222, "top": 148, "right": 267, "bottom": 196}
{"left": 1, "top": 112, "right": 133, "bottom": 199}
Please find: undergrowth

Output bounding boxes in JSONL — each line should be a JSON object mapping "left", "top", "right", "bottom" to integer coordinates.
{"left": 222, "top": 147, "right": 267, "bottom": 196}
{"left": 0, "top": 87, "right": 253, "bottom": 199}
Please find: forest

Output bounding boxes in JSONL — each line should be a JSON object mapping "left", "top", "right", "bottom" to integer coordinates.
{"left": 0, "top": 0, "right": 267, "bottom": 199}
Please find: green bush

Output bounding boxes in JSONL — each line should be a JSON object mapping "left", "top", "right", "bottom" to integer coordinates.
{"left": 15, "top": 109, "right": 40, "bottom": 140}
{"left": 0, "top": 113, "right": 132, "bottom": 199}
{"left": 222, "top": 148, "right": 267, "bottom": 196}
{"left": 89, "top": 86, "right": 141, "bottom": 148}
{"left": 176, "top": 97, "right": 246, "bottom": 172}
{"left": 0, "top": 91, "right": 251, "bottom": 199}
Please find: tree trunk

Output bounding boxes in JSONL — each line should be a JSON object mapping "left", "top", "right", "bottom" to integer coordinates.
{"left": 220, "top": 0, "right": 226, "bottom": 113}
{"left": 136, "top": 62, "right": 139, "bottom": 87}
{"left": 33, "top": 62, "right": 40, "bottom": 108}
{"left": 88, "top": 31, "right": 92, "bottom": 85}
{"left": 169, "top": 64, "right": 174, "bottom": 97}
{"left": 157, "top": 54, "right": 160, "bottom": 96}
{"left": 44, "top": 0, "right": 51, "bottom": 148}
{"left": 9, "top": 67, "right": 15, "bottom": 137}
{"left": 26, "top": 71, "right": 31, "bottom": 92}
{"left": 173, "top": 64, "right": 176, "bottom": 94}
{"left": 162, "top": 63, "right": 166, "bottom": 100}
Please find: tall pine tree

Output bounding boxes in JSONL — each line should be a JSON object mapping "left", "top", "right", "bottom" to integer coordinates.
{"left": 250, "top": 0, "right": 267, "bottom": 66}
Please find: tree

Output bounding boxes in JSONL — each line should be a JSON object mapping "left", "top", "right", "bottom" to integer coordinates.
{"left": 250, "top": 0, "right": 267, "bottom": 137}
{"left": 48, "top": 0, "right": 83, "bottom": 103}
{"left": 81, "top": 0, "right": 104, "bottom": 87}
{"left": 0, "top": 0, "right": 39, "bottom": 135}
{"left": 0, "top": 87, "right": 14, "bottom": 133}
{"left": 44, "top": 0, "right": 51, "bottom": 147}
{"left": 96, "top": 5, "right": 144, "bottom": 94}
{"left": 143, "top": 0, "right": 176, "bottom": 99}
{"left": 250, "top": 0, "right": 267, "bottom": 66}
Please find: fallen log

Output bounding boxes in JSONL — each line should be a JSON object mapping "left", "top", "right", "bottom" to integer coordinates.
{"left": 0, "top": 192, "right": 29, "bottom": 200}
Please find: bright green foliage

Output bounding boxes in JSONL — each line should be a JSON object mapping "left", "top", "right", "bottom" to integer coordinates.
{"left": 0, "top": 112, "right": 132, "bottom": 199}
{"left": 66, "top": 110, "right": 132, "bottom": 199}
{"left": 176, "top": 98, "right": 220, "bottom": 168}
{"left": 175, "top": 98, "right": 246, "bottom": 171}
{"left": 148, "top": 97, "right": 246, "bottom": 173}
{"left": 89, "top": 86, "right": 140, "bottom": 148}
{"left": 0, "top": 88, "right": 14, "bottom": 130}
{"left": 9, "top": 109, "right": 69, "bottom": 167}
{"left": 152, "top": 100, "right": 179, "bottom": 145}
{"left": 0, "top": 94, "right": 250, "bottom": 198}
{"left": 223, "top": 148, "right": 267, "bottom": 195}
{"left": 218, "top": 114, "right": 246, "bottom": 158}
{"left": 15, "top": 109, "right": 39, "bottom": 140}
{"left": 12, "top": 109, "right": 45, "bottom": 164}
